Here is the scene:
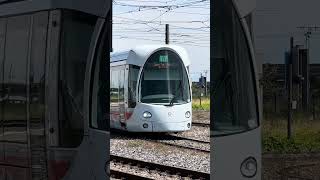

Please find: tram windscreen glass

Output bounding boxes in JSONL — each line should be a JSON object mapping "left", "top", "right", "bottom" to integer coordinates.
{"left": 140, "top": 50, "right": 191, "bottom": 104}
{"left": 212, "top": 0, "right": 258, "bottom": 136}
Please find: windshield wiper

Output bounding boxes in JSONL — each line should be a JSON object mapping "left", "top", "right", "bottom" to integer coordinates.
{"left": 167, "top": 81, "right": 184, "bottom": 106}
{"left": 163, "top": 96, "right": 176, "bottom": 106}
{"left": 168, "top": 96, "right": 177, "bottom": 106}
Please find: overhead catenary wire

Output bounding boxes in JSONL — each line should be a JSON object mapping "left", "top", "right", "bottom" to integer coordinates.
{"left": 113, "top": 0, "right": 208, "bottom": 9}
{"left": 113, "top": 0, "right": 210, "bottom": 47}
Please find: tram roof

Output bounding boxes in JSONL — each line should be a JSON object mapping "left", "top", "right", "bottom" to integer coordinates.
{"left": 110, "top": 44, "right": 191, "bottom": 67}
{"left": 0, "top": 0, "right": 111, "bottom": 18}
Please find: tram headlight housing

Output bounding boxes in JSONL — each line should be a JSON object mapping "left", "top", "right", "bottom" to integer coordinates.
{"left": 143, "top": 111, "right": 152, "bottom": 118}
{"left": 185, "top": 111, "right": 191, "bottom": 118}
{"left": 240, "top": 157, "right": 257, "bottom": 178}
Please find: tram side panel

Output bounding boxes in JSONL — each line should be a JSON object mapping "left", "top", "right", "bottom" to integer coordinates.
{"left": 0, "top": 9, "right": 108, "bottom": 180}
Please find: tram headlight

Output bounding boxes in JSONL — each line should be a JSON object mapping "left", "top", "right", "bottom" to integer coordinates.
{"left": 240, "top": 157, "right": 257, "bottom": 178}
{"left": 185, "top": 111, "right": 191, "bottom": 118}
{"left": 143, "top": 111, "right": 152, "bottom": 118}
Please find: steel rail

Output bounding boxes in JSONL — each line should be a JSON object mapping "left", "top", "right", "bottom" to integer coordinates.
{"left": 110, "top": 155, "right": 210, "bottom": 179}
{"left": 110, "top": 169, "right": 153, "bottom": 180}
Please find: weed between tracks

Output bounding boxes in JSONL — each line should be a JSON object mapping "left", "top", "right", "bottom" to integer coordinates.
{"left": 263, "top": 115, "right": 320, "bottom": 153}
{"left": 127, "top": 141, "right": 143, "bottom": 148}
{"left": 192, "top": 98, "right": 210, "bottom": 111}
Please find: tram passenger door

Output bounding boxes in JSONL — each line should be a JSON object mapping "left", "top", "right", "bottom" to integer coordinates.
{"left": 110, "top": 69, "right": 120, "bottom": 126}
{"left": 123, "top": 65, "right": 130, "bottom": 122}
{"left": 110, "top": 67, "right": 125, "bottom": 128}
{"left": 118, "top": 68, "right": 126, "bottom": 125}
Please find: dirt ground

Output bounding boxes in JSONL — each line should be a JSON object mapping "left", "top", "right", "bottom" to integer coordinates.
{"left": 262, "top": 153, "right": 320, "bottom": 180}
{"left": 192, "top": 110, "right": 210, "bottom": 124}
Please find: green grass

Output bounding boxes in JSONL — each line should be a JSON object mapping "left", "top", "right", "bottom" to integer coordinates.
{"left": 126, "top": 141, "right": 143, "bottom": 148}
{"left": 192, "top": 98, "right": 210, "bottom": 111}
{"left": 262, "top": 114, "right": 320, "bottom": 153}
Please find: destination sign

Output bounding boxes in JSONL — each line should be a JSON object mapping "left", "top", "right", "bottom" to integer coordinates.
{"left": 159, "top": 55, "right": 169, "bottom": 63}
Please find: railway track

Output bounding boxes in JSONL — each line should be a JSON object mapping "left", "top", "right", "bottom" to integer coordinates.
{"left": 110, "top": 170, "right": 153, "bottom": 180}
{"left": 279, "top": 163, "right": 320, "bottom": 179}
{"left": 111, "top": 129, "right": 210, "bottom": 153}
{"left": 148, "top": 133, "right": 210, "bottom": 152}
{"left": 110, "top": 155, "right": 210, "bottom": 180}
{"left": 192, "top": 122, "right": 210, "bottom": 127}
{"left": 167, "top": 134, "right": 210, "bottom": 144}
{"left": 155, "top": 140, "right": 210, "bottom": 153}
{"left": 111, "top": 129, "right": 210, "bottom": 144}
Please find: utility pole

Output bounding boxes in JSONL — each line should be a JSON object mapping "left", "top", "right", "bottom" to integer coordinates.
{"left": 204, "top": 70, "right": 208, "bottom": 96}
{"left": 165, "top": 24, "right": 169, "bottom": 44}
{"left": 199, "top": 73, "right": 203, "bottom": 108}
{"left": 297, "top": 26, "right": 320, "bottom": 111}
{"left": 287, "top": 37, "right": 294, "bottom": 139}
{"left": 297, "top": 26, "right": 320, "bottom": 50}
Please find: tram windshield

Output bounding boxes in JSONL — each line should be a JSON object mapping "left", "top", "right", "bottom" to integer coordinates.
{"left": 212, "top": 0, "right": 258, "bottom": 136}
{"left": 140, "top": 50, "right": 191, "bottom": 105}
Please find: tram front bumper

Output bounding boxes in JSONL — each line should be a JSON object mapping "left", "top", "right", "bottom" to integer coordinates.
{"left": 152, "top": 121, "right": 191, "bottom": 132}
{"left": 126, "top": 120, "right": 191, "bottom": 132}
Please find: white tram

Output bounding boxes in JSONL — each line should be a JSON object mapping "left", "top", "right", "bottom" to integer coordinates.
{"left": 110, "top": 45, "right": 192, "bottom": 132}
{"left": 212, "top": 0, "right": 262, "bottom": 179}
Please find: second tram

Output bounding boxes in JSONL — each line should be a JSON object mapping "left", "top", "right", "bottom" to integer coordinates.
{"left": 110, "top": 45, "right": 192, "bottom": 132}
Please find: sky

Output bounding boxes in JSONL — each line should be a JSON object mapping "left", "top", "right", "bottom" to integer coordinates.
{"left": 112, "top": 0, "right": 210, "bottom": 81}
{"left": 254, "top": 0, "right": 320, "bottom": 64}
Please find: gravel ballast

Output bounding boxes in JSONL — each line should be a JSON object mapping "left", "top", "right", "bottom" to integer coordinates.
{"left": 110, "top": 138, "right": 210, "bottom": 173}
{"left": 171, "top": 126, "right": 210, "bottom": 142}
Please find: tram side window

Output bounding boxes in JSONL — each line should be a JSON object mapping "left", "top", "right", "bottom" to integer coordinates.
{"left": 128, "top": 65, "right": 140, "bottom": 108}
{"left": 2, "top": 15, "right": 29, "bottom": 143}
{"left": 58, "top": 11, "right": 97, "bottom": 147}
